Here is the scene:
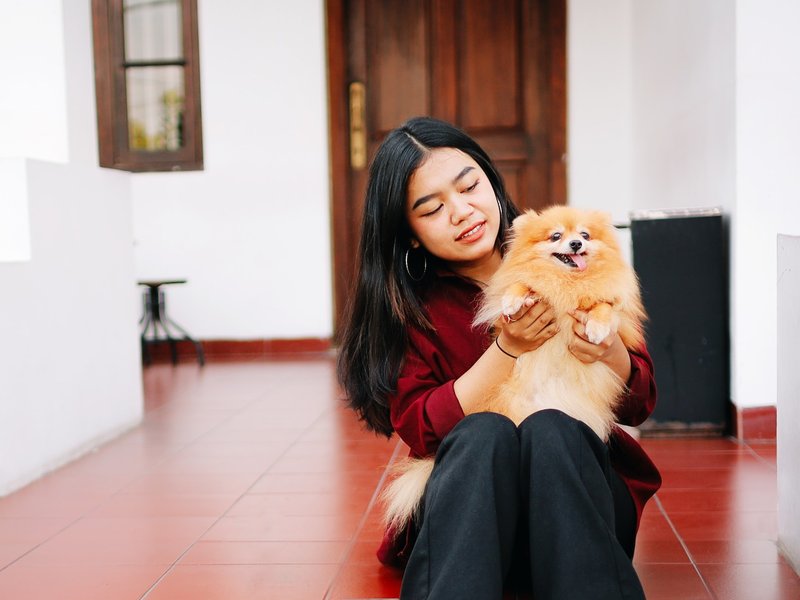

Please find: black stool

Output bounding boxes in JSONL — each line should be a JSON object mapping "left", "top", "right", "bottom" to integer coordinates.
{"left": 138, "top": 279, "right": 205, "bottom": 366}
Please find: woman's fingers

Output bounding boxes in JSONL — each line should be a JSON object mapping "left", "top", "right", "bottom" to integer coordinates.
{"left": 569, "top": 328, "right": 615, "bottom": 363}
{"left": 518, "top": 301, "right": 558, "bottom": 344}
{"left": 519, "top": 297, "right": 537, "bottom": 321}
{"left": 506, "top": 296, "right": 536, "bottom": 322}
{"left": 570, "top": 309, "right": 589, "bottom": 325}
{"left": 500, "top": 295, "right": 560, "bottom": 354}
{"left": 527, "top": 302, "right": 556, "bottom": 331}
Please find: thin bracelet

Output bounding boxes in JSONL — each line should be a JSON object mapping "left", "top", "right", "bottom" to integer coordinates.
{"left": 495, "top": 337, "right": 518, "bottom": 359}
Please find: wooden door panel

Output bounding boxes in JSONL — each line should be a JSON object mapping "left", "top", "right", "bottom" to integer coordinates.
{"left": 498, "top": 164, "right": 524, "bottom": 208}
{"left": 328, "top": 0, "right": 566, "bottom": 328}
{"left": 474, "top": 131, "right": 529, "bottom": 162}
{"left": 368, "top": 0, "right": 429, "bottom": 133}
{"left": 460, "top": 0, "right": 521, "bottom": 130}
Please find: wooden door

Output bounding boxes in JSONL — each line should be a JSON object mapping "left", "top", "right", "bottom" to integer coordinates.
{"left": 327, "top": 0, "right": 566, "bottom": 329}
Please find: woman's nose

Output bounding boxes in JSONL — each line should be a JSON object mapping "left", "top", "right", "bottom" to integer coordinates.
{"left": 450, "top": 196, "right": 473, "bottom": 224}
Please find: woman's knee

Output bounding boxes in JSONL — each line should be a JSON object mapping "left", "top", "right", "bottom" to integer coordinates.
{"left": 452, "top": 411, "right": 518, "bottom": 440}
{"left": 519, "top": 408, "right": 578, "bottom": 438}
{"left": 442, "top": 412, "right": 519, "bottom": 460}
{"left": 518, "top": 409, "right": 607, "bottom": 463}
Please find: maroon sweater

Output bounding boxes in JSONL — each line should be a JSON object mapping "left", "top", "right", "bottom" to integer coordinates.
{"left": 377, "top": 274, "right": 662, "bottom": 567}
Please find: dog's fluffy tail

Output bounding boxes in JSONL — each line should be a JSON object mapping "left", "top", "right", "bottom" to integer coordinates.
{"left": 380, "top": 457, "right": 435, "bottom": 533}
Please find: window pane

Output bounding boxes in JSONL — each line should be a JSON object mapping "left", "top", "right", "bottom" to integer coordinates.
{"left": 126, "top": 66, "right": 185, "bottom": 151}
{"left": 123, "top": 0, "right": 183, "bottom": 62}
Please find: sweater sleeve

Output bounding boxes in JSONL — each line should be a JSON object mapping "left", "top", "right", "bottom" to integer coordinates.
{"left": 389, "top": 332, "right": 466, "bottom": 457}
{"left": 615, "top": 345, "right": 658, "bottom": 427}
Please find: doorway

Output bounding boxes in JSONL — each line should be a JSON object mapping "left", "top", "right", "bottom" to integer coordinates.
{"left": 327, "top": 0, "right": 567, "bottom": 329}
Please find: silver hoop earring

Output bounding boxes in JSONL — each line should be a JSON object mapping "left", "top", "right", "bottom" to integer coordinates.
{"left": 497, "top": 197, "right": 504, "bottom": 217}
{"left": 405, "top": 248, "right": 427, "bottom": 282}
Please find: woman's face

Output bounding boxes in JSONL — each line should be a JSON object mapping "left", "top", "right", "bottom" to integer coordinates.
{"left": 405, "top": 147, "right": 501, "bottom": 277}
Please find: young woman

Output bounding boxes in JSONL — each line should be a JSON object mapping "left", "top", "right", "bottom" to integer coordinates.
{"left": 337, "top": 116, "right": 661, "bottom": 599}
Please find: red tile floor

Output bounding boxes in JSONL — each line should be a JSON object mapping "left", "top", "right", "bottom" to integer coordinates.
{"left": 0, "top": 356, "right": 798, "bottom": 599}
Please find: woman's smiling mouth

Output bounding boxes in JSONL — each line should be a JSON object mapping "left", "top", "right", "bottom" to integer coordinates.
{"left": 456, "top": 222, "right": 485, "bottom": 241}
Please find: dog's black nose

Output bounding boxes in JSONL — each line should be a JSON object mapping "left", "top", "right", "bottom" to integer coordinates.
{"left": 569, "top": 239, "right": 583, "bottom": 253}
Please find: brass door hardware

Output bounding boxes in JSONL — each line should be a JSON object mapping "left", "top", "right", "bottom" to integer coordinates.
{"left": 349, "top": 82, "right": 366, "bottom": 170}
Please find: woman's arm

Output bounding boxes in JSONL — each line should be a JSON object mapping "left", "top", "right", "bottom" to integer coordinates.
{"left": 567, "top": 309, "right": 657, "bottom": 426}
{"left": 615, "top": 348, "right": 657, "bottom": 425}
{"left": 391, "top": 295, "right": 558, "bottom": 456}
{"left": 455, "top": 297, "right": 558, "bottom": 415}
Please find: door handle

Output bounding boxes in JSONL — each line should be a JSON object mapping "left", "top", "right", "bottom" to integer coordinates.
{"left": 349, "top": 82, "right": 367, "bottom": 170}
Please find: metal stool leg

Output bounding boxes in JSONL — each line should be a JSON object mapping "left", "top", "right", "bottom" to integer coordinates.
{"left": 156, "top": 290, "right": 180, "bottom": 365}
{"left": 138, "top": 280, "right": 204, "bottom": 367}
{"left": 164, "top": 317, "right": 206, "bottom": 366}
{"left": 140, "top": 292, "right": 154, "bottom": 366}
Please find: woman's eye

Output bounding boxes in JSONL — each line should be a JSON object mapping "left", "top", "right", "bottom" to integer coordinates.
{"left": 581, "top": 231, "right": 591, "bottom": 240}
{"left": 550, "top": 232, "right": 562, "bottom": 242}
{"left": 463, "top": 180, "right": 479, "bottom": 193}
{"left": 422, "top": 204, "right": 444, "bottom": 217}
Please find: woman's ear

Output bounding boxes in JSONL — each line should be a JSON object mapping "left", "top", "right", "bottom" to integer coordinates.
{"left": 409, "top": 238, "right": 421, "bottom": 249}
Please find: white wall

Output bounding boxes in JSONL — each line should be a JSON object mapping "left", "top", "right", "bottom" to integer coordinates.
{"left": 733, "top": 0, "right": 800, "bottom": 409}
{"left": 568, "top": 0, "right": 736, "bottom": 221}
{"left": 567, "top": 0, "right": 633, "bottom": 224}
{"left": 0, "top": 162, "right": 142, "bottom": 495}
{"left": 131, "top": 0, "right": 332, "bottom": 340}
{"left": 0, "top": 0, "right": 69, "bottom": 163}
{"left": 630, "top": 0, "right": 736, "bottom": 216}
{"left": 0, "top": 0, "right": 142, "bottom": 495}
{"left": 777, "top": 234, "right": 800, "bottom": 573}
{"left": 0, "top": 159, "right": 31, "bottom": 262}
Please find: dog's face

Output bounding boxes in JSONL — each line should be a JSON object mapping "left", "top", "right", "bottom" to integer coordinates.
{"left": 508, "top": 206, "right": 620, "bottom": 274}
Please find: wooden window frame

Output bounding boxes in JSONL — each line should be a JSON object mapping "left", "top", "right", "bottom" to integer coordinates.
{"left": 91, "top": 0, "right": 203, "bottom": 172}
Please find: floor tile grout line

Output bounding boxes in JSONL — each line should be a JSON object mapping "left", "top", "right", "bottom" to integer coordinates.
{"left": 137, "top": 402, "right": 347, "bottom": 599}
{"left": 653, "top": 495, "right": 717, "bottom": 599}
{"left": 323, "top": 438, "right": 406, "bottom": 600}
{"left": 0, "top": 515, "right": 96, "bottom": 574}
{"left": 741, "top": 440, "right": 778, "bottom": 472}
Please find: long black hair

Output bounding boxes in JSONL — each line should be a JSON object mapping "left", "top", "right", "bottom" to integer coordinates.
{"left": 336, "top": 116, "right": 520, "bottom": 436}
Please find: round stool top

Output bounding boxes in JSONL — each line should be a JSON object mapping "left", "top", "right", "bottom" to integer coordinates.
{"left": 137, "top": 279, "right": 187, "bottom": 288}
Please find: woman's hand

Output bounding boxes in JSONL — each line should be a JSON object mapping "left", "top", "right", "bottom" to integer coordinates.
{"left": 457, "top": 295, "right": 556, "bottom": 414}
{"left": 496, "top": 295, "right": 558, "bottom": 357}
{"left": 568, "top": 309, "right": 632, "bottom": 381}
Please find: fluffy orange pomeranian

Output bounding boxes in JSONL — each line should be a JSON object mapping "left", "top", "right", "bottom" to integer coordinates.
{"left": 472, "top": 205, "right": 646, "bottom": 436}
{"left": 382, "top": 205, "right": 646, "bottom": 533}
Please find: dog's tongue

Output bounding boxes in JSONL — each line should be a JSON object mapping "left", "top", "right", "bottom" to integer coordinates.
{"left": 570, "top": 254, "right": 587, "bottom": 271}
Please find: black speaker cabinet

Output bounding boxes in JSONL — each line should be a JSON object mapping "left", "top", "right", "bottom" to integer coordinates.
{"left": 630, "top": 208, "right": 729, "bottom": 435}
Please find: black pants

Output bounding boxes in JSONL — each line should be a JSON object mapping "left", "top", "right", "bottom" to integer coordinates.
{"left": 400, "top": 410, "right": 645, "bottom": 600}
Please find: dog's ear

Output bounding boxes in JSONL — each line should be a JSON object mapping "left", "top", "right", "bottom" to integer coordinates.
{"left": 584, "top": 210, "right": 614, "bottom": 231}
{"left": 511, "top": 210, "right": 540, "bottom": 237}
{"left": 584, "top": 210, "right": 622, "bottom": 250}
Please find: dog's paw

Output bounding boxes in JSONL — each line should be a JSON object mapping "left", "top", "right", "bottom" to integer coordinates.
{"left": 501, "top": 294, "right": 526, "bottom": 318}
{"left": 584, "top": 319, "right": 612, "bottom": 344}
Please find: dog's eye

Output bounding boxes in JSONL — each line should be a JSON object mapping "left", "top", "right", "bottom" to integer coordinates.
{"left": 580, "top": 231, "right": 591, "bottom": 240}
{"left": 550, "top": 232, "right": 562, "bottom": 242}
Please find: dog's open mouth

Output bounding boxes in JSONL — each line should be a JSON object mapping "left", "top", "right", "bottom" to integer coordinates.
{"left": 552, "top": 252, "right": 588, "bottom": 271}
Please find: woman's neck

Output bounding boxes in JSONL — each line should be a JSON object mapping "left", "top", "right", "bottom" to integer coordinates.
{"left": 446, "top": 249, "right": 502, "bottom": 288}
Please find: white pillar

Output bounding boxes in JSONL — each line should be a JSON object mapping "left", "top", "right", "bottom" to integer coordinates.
{"left": 777, "top": 234, "right": 800, "bottom": 573}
